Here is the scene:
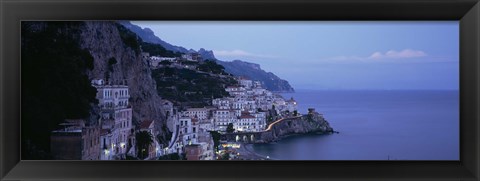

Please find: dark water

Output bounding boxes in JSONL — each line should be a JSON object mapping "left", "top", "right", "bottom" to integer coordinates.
{"left": 253, "top": 90, "right": 459, "bottom": 160}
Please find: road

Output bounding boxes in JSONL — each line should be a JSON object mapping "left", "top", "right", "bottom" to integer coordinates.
{"left": 264, "top": 116, "right": 302, "bottom": 132}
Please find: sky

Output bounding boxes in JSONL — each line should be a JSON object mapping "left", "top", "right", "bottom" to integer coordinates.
{"left": 132, "top": 21, "right": 459, "bottom": 90}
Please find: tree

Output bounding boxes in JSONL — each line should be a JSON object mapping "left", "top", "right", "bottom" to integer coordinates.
{"left": 209, "top": 131, "right": 221, "bottom": 151}
{"left": 159, "top": 60, "right": 171, "bottom": 66}
{"left": 107, "top": 57, "right": 117, "bottom": 73}
{"left": 220, "top": 152, "right": 230, "bottom": 160}
{"left": 135, "top": 131, "right": 153, "bottom": 159}
{"left": 197, "top": 60, "right": 226, "bottom": 74}
{"left": 226, "top": 123, "right": 235, "bottom": 133}
{"left": 267, "top": 115, "right": 273, "bottom": 124}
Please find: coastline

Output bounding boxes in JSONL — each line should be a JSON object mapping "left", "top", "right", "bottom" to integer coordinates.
{"left": 235, "top": 143, "right": 271, "bottom": 160}
{"left": 245, "top": 132, "right": 338, "bottom": 160}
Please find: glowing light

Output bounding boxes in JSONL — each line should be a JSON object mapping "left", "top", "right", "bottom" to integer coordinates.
{"left": 221, "top": 143, "right": 241, "bottom": 148}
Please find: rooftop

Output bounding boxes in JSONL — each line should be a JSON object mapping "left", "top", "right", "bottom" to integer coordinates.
{"left": 140, "top": 120, "right": 154, "bottom": 129}
{"left": 240, "top": 114, "right": 256, "bottom": 119}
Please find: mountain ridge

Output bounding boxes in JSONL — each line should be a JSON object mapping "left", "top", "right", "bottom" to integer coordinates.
{"left": 121, "top": 21, "right": 295, "bottom": 92}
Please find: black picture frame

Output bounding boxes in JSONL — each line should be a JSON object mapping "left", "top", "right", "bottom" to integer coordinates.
{"left": 1, "top": 0, "right": 479, "bottom": 180}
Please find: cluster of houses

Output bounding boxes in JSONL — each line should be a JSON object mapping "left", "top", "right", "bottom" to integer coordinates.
{"left": 144, "top": 52, "right": 203, "bottom": 70}
{"left": 50, "top": 75, "right": 298, "bottom": 160}
{"left": 163, "top": 77, "right": 298, "bottom": 160}
{"left": 50, "top": 79, "right": 161, "bottom": 160}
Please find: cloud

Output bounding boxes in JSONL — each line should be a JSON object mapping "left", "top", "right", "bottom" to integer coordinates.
{"left": 367, "top": 49, "right": 427, "bottom": 59}
{"left": 323, "top": 49, "right": 428, "bottom": 63}
{"left": 213, "top": 49, "right": 276, "bottom": 59}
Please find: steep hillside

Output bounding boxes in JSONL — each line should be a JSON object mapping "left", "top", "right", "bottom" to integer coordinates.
{"left": 151, "top": 60, "right": 237, "bottom": 108}
{"left": 21, "top": 21, "right": 170, "bottom": 159}
{"left": 22, "top": 22, "right": 99, "bottom": 159}
{"left": 77, "top": 22, "right": 167, "bottom": 128}
{"left": 120, "top": 21, "right": 295, "bottom": 92}
{"left": 216, "top": 60, "right": 295, "bottom": 92}
{"left": 117, "top": 21, "right": 189, "bottom": 53}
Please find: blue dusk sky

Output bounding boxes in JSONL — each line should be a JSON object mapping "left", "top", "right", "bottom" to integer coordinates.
{"left": 132, "top": 21, "right": 459, "bottom": 90}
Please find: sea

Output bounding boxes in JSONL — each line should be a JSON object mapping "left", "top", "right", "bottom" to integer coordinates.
{"left": 252, "top": 90, "right": 459, "bottom": 160}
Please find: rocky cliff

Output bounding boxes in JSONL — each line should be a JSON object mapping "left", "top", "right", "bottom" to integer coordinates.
{"left": 117, "top": 21, "right": 189, "bottom": 53}
{"left": 80, "top": 22, "right": 170, "bottom": 142}
{"left": 79, "top": 21, "right": 166, "bottom": 125}
{"left": 260, "top": 110, "right": 334, "bottom": 143}
{"left": 24, "top": 21, "right": 169, "bottom": 141}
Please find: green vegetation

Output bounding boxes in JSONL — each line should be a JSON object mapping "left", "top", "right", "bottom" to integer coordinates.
{"left": 135, "top": 131, "right": 154, "bottom": 159}
{"left": 108, "top": 57, "right": 117, "bottom": 70}
{"left": 116, "top": 23, "right": 141, "bottom": 54}
{"left": 140, "top": 41, "right": 182, "bottom": 57}
{"left": 209, "top": 131, "right": 221, "bottom": 151}
{"left": 219, "top": 151, "right": 230, "bottom": 160}
{"left": 21, "top": 22, "right": 98, "bottom": 159}
{"left": 226, "top": 123, "right": 235, "bottom": 133}
{"left": 151, "top": 61, "right": 237, "bottom": 107}
{"left": 197, "top": 60, "right": 227, "bottom": 74}
{"left": 105, "top": 57, "right": 117, "bottom": 81}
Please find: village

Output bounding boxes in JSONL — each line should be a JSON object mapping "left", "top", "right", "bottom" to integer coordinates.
{"left": 49, "top": 53, "right": 299, "bottom": 161}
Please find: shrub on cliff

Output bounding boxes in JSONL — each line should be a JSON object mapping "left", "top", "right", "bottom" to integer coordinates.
{"left": 21, "top": 22, "right": 98, "bottom": 159}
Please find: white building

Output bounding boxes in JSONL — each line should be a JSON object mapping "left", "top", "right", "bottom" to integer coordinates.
{"left": 212, "top": 98, "right": 232, "bottom": 108}
{"left": 213, "top": 109, "right": 236, "bottom": 132}
{"left": 93, "top": 80, "right": 133, "bottom": 160}
{"left": 253, "top": 80, "right": 262, "bottom": 88}
{"left": 176, "top": 117, "right": 197, "bottom": 152}
{"left": 184, "top": 107, "right": 209, "bottom": 120}
{"left": 238, "top": 78, "right": 253, "bottom": 89}
{"left": 181, "top": 52, "right": 201, "bottom": 61}
{"left": 253, "top": 111, "right": 267, "bottom": 131}
{"left": 149, "top": 56, "right": 177, "bottom": 67}
{"left": 236, "top": 112, "right": 257, "bottom": 132}
{"left": 285, "top": 97, "right": 298, "bottom": 113}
